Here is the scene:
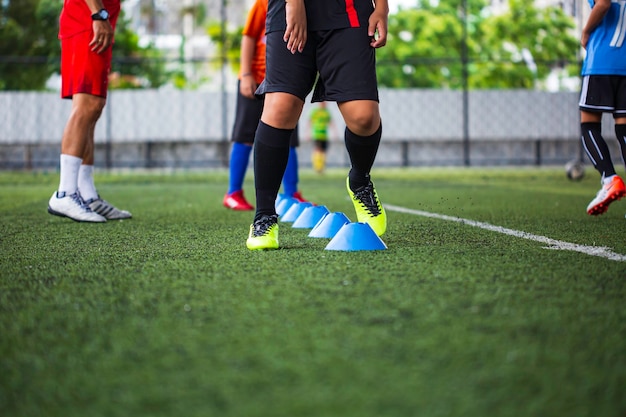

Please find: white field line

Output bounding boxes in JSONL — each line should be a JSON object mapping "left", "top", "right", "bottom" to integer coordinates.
{"left": 385, "top": 204, "right": 626, "bottom": 262}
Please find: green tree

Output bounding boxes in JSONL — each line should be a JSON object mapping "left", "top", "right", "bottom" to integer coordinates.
{"left": 377, "top": 0, "right": 579, "bottom": 89}
{"left": 475, "top": 0, "right": 579, "bottom": 88}
{"left": 0, "top": 0, "right": 60, "bottom": 90}
{"left": 206, "top": 20, "right": 243, "bottom": 72}
{"left": 0, "top": 0, "right": 168, "bottom": 91}
{"left": 110, "top": 13, "right": 170, "bottom": 89}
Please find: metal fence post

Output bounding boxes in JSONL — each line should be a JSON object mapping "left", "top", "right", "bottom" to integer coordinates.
{"left": 461, "top": 0, "right": 470, "bottom": 167}
{"left": 105, "top": 92, "right": 112, "bottom": 169}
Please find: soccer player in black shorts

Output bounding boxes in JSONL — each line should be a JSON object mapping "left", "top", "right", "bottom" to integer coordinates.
{"left": 246, "top": 0, "right": 389, "bottom": 250}
{"left": 223, "top": 0, "right": 311, "bottom": 211}
{"left": 578, "top": 0, "right": 626, "bottom": 216}
{"left": 224, "top": 82, "right": 307, "bottom": 211}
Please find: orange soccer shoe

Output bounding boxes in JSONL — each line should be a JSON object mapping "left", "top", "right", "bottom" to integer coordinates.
{"left": 586, "top": 175, "right": 626, "bottom": 215}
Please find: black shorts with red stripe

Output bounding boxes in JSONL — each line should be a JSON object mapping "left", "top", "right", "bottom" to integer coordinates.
{"left": 257, "top": 27, "right": 379, "bottom": 104}
{"left": 266, "top": 0, "right": 374, "bottom": 32}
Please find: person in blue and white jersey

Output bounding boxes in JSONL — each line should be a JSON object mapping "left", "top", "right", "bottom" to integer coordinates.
{"left": 579, "top": 0, "right": 626, "bottom": 216}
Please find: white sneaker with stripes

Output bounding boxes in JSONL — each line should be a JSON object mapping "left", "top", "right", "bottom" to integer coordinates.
{"left": 85, "top": 196, "right": 132, "bottom": 220}
{"left": 48, "top": 191, "right": 106, "bottom": 222}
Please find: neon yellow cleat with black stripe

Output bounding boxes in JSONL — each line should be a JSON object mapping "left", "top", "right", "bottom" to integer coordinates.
{"left": 346, "top": 177, "right": 387, "bottom": 236}
{"left": 246, "top": 214, "right": 279, "bottom": 250}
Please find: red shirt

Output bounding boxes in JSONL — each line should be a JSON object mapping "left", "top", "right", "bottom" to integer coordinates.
{"left": 241, "top": 0, "right": 267, "bottom": 84}
{"left": 59, "top": 0, "right": 121, "bottom": 39}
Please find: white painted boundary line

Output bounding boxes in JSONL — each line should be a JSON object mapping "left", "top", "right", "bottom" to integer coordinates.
{"left": 385, "top": 204, "right": 626, "bottom": 262}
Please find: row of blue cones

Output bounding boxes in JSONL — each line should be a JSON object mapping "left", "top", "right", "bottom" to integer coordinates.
{"left": 276, "top": 195, "right": 387, "bottom": 251}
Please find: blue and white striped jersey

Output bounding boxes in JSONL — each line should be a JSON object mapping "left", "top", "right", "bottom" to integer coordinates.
{"left": 582, "top": 0, "right": 626, "bottom": 76}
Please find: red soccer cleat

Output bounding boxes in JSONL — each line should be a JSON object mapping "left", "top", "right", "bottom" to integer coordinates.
{"left": 291, "top": 191, "right": 314, "bottom": 205}
{"left": 223, "top": 190, "right": 254, "bottom": 211}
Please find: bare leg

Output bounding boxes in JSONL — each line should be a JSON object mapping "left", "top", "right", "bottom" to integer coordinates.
{"left": 261, "top": 92, "right": 304, "bottom": 129}
{"left": 61, "top": 93, "right": 105, "bottom": 160}
{"left": 48, "top": 93, "right": 108, "bottom": 222}
{"left": 57, "top": 94, "right": 105, "bottom": 195}
{"left": 337, "top": 100, "right": 381, "bottom": 136}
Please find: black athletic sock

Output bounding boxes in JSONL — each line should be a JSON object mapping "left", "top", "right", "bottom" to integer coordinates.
{"left": 581, "top": 122, "right": 616, "bottom": 178}
{"left": 615, "top": 124, "right": 626, "bottom": 171}
{"left": 345, "top": 124, "right": 382, "bottom": 191}
{"left": 253, "top": 121, "right": 292, "bottom": 220}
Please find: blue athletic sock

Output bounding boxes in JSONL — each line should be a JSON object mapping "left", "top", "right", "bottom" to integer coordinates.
{"left": 282, "top": 147, "right": 298, "bottom": 196}
{"left": 228, "top": 142, "right": 252, "bottom": 194}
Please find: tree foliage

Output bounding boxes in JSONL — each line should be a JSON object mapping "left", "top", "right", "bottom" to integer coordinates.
{"left": 109, "top": 13, "right": 169, "bottom": 89}
{"left": 376, "top": 0, "right": 580, "bottom": 89}
{"left": 206, "top": 20, "right": 243, "bottom": 72}
{"left": 0, "top": 0, "right": 60, "bottom": 90}
{"left": 0, "top": 0, "right": 168, "bottom": 91}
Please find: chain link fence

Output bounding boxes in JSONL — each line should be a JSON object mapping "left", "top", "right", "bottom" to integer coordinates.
{"left": 2, "top": 56, "right": 620, "bottom": 170}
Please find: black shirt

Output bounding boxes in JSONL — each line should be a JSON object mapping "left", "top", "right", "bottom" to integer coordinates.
{"left": 266, "top": 0, "right": 375, "bottom": 33}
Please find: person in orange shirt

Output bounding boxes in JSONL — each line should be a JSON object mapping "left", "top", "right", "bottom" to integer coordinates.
{"left": 222, "top": 0, "right": 310, "bottom": 211}
{"left": 48, "top": 0, "right": 131, "bottom": 222}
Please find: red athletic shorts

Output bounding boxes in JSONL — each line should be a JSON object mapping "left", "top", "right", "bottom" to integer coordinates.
{"left": 61, "top": 30, "right": 113, "bottom": 99}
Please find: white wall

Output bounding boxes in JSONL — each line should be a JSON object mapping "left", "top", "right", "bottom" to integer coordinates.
{"left": 0, "top": 89, "right": 614, "bottom": 145}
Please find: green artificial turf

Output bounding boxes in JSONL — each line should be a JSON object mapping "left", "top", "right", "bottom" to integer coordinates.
{"left": 1, "top": 168, "right": 624, "bottom": 417}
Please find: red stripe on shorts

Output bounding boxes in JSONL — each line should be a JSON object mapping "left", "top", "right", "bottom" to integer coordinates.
{"left": 345, "top": 0, "right": 359, "bottom": 27}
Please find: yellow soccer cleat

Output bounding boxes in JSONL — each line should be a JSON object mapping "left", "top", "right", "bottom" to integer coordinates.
{"left": 246, "top": 214, "right": 279, "bottom": 250}
{"left": 346, "top": 177, "right": 387, "bottom": 236}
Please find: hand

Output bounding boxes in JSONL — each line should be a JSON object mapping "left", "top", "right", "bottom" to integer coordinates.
{"left": 89, "top": 20, "right": 114, "bottom": 54}
{"left": 240, "top": 74, "right": 258, "bottom": 99}
{"left": 581, "top": 32, "right": 590, "bottom": 49}
{"left": 284, "top": 0, "right": 307, "bottom": 54}
{"left": 368, "top": 8, "right": 389, "bottom": 48}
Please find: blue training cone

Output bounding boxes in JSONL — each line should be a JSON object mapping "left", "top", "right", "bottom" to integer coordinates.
{"left": 281, "top": 201, "right": 313, "bottom": 223}
{"left": 275, "top": 193, "right": 287, "bottom": 210}
{"left": 325, "top": 222, "right": 387, "bottom": 251}
{"left": 276, "top": 197, "right": 299, "bottom": 217}
{"left": 292, "top": 205, "right": 330, "bottom": 229}
{"left": 308, "top": 212, "right": 351, "bottom": 238}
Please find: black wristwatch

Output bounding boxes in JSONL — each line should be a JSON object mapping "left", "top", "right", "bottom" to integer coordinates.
{"left": 91, "top": 8, "right": 109, "bottom": 21}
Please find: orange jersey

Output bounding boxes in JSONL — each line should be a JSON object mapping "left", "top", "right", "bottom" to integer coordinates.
{"left": 241, "top": 0, "right": 267, "bottom": 84}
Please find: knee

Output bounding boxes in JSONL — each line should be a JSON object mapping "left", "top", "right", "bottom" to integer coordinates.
{"left": 262, "top": 93, "right": 303, "bottom": 129}
{"left": 73, "top": 96, "right": 106, "bottom": 122}
{"left": 340, "top": 101, "right": 381, "bottom": 136}
{"left": 346, "top": 113, "right": 380, "bottom": 136}
{"left": 86, "top": 99, "right": 106, "bottom": 118}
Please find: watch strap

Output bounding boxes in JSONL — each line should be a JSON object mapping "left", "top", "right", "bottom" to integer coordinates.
{"left": 91, "top": 9, "right": 109, "bottom": 21}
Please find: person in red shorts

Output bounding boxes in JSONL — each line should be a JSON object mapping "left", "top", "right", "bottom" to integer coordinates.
{"left": 48, "top": 0, "right": 131, "bottom": 222}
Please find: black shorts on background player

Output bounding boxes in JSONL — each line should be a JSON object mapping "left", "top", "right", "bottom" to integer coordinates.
{"left": 233, "top": 80, "right": 299, "bottom": 146}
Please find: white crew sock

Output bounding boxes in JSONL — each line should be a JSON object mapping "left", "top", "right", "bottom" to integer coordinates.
{"left": 58, "top": 154, "right": 82, "bottom": 195}
{"left": 78, "top": 164, "right": 98, "bottom": 201}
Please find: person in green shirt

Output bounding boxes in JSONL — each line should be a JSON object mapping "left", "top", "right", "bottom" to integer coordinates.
{"left": 307, "top": 101, "right": 336, "bottom": 173}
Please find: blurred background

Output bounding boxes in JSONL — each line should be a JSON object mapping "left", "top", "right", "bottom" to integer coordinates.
{"left": 0, "top": 0, "right": 619, "bottom": 169}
